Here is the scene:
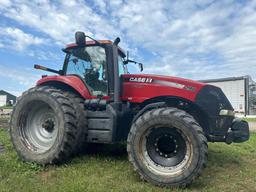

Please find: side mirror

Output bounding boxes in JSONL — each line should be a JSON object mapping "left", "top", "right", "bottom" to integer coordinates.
{"left": 139, "top": 63, "right": 143, "bottom": 72}
{"left": 75, "top": 31, "right": 86, "bottom": 46}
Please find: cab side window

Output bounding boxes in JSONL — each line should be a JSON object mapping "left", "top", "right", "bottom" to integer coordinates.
{"left": 118, "top": 55, "right": 127, "bottom": 76}
{"left": 66, "top": 46, "right": 108, "bottom": 96}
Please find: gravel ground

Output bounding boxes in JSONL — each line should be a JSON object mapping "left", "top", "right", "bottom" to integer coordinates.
{"left": 0, "top": 109, "right": 12, "bottom": 116}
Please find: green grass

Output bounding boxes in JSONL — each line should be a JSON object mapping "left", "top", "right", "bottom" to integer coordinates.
{"left": 0, "top": 126, "right": 256, "bottom": 192}
{"left": 242, "top": 117, "right": 256, "bottom": 122}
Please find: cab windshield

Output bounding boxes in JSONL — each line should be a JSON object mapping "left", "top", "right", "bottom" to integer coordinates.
{"left": 64, "top": 46, "right": 108, "bottom": 96}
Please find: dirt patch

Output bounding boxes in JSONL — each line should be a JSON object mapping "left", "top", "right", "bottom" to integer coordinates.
{"left": 0, "top": 143, "right": 5, "bottom": 153}
{"left": 0, "top": 117, "right": 10, "bottom": 129}
{"left": 0, "top": 109, "right": 12, "bottom": 116}
{"left": 38, "top": 170, "right": 57, "bottom": 182}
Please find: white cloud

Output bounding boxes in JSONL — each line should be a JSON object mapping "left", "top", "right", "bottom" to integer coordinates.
{"left": 0, "top": 0, "right": 11, "bottom": 8}
{"left": 0, "top": 27, "right": 46, "bottom": 51}
{"left": 93, "top": 0, "right": 107, "bottom": 14}
{"left": 110, "top": 0, "right": 256, "bottom": 79}
{"left": 0, "top": 0, "right": 121, "bottom": 43}
{"left": 0, "top": 65, "right": 39, "bottom": 87}
{"left": 0, "top": 0, "right": 255, "bottom": 81}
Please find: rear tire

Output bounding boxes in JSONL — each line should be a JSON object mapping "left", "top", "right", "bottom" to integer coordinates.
{"left": 127, "top": 107, "right": 208, "bottom": 187}
{"left": 63, "top": 92, "right": 88, "bottom": 154}
{"left": 10, "top": 86, "right": 78, "bottom": 164}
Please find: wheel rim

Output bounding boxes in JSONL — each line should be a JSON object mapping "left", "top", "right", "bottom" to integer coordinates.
{"left": 19, "top": 101, "right": 58, "bottom": 153}
{"left": 140, "top": 127, "right": 193, "bottom": 176}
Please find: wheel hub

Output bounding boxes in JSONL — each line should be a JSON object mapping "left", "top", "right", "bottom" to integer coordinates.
{"left": 145, "top": 127, "right": 187, "bottom": 167}
{"left": 42, "top": 119, "right": 55, "bottom": 133}
{"left": 155, "top": 134, "right": 178, "bottom": 158}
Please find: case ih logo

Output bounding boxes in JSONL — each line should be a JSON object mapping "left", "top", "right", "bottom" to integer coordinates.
{"left": 129, "top": 77, "right": 153, "bottom": 83}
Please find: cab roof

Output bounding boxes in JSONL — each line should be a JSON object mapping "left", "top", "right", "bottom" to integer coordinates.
{"left": 65, "top": 40, "right": 126, "bottom": 57}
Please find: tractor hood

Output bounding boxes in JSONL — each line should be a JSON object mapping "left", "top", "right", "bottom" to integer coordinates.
{"left": 121, "top": 74, "right": 207, "bottom": 103}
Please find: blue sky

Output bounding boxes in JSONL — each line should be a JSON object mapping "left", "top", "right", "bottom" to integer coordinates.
{"left": 0, "top": 0, "right": 256, "bottom": 96}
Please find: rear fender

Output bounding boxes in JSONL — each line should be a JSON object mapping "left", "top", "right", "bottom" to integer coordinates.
{"left": 37, "top": 75, "right": 91, "bottom": 99}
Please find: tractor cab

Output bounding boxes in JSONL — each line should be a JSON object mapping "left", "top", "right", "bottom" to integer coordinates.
{"left": 62, "top": 39, "right": 127, "bottom": 98}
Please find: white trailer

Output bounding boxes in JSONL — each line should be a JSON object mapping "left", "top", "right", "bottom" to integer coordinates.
{"left": 0, "top": 95, "right": 7, "bottom": 107}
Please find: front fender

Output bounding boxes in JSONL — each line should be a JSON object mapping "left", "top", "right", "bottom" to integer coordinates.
{"left": 37, "top": 75, "right": 91, "bottom": 99}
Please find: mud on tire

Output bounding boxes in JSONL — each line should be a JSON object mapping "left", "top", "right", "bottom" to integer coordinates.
{"left": 127, "top": 107, "right": 208, "bottom": 187}
{"left": 10, "top": 86, "right": 79, "bottom": 164}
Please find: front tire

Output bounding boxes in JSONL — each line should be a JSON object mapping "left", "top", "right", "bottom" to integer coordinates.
{"left": 10, "top": 86, "right": 78, "bottom": 164}
{"left": 127, "top": 107, "right": 208, "bottom": 187}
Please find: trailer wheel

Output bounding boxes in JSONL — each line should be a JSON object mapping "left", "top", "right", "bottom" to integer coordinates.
{"left": 127, "top": 107, "right": 208, "bottom": 187}
{"left": 10, "top": 86, "right": 78, "bottom": 164}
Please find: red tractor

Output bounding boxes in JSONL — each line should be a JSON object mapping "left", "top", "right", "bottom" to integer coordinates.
{"left": 10, "top": 32, "right": 249, "bottom": 187}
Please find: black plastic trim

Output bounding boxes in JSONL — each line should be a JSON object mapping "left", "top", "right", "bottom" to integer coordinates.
{"left": 195, "top": 85, "right": 234, "bottom": 136}
{"left": 132, "top": 102, "right": 167, "bottom": 123}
